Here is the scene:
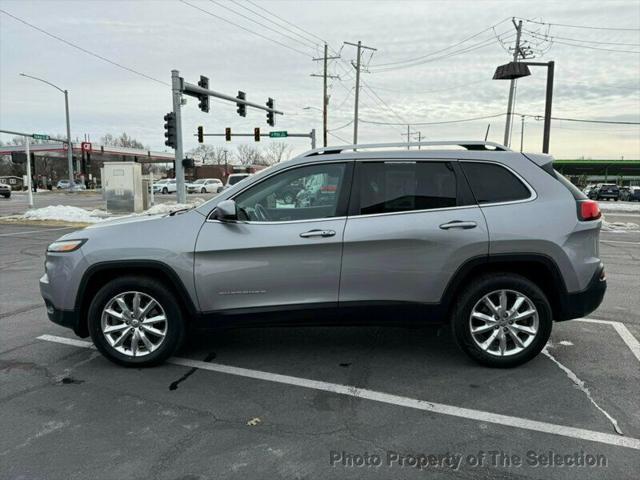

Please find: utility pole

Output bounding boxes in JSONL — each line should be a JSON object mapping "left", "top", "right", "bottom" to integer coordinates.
{"left": 64, "top": 89, "right": 73, "bottom": 186}
{"left": 344, "top": 41, "right": 377, "bottom": 144}
{"left": 503, "top": 19, "right": 523, "bottom": 147}
{"left": 401, "top": 125, "right": 412, "bottom": 150}
{"left": 312, "top": 43, "right": 340, "bottom": 147}
{"left": 25, "top": 137, "right": 33, "bottom": 207}
{"left": 520, "top": 115, "right": 525, "bottom": 152}
{"left": 171, "top": 70, "right": 186, "bottom": 203}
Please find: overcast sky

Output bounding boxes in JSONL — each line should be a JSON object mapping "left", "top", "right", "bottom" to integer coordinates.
{"left": 1, "top": 0, "right": 639, "bottom": 159}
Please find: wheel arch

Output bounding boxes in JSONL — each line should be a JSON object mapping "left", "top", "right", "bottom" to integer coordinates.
{"left": 74, "top": 260, "right": 198, "bottom": 337}
{"left": 441, "top": 254, "right": 567, "bottom": 321}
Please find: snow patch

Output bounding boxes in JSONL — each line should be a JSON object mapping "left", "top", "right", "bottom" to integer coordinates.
{"left": 13, "top": 199, "right": 207, "bottom": 224}
{"left": 558, "top": 340, "right": 574, "bottom": 346}
{"left": 598, "top": 202, "right": 640, "bottom": 213}
{"left": 21, "top": 205, "right": 110, "bottom": 224}
{"left": 601, "top": 220, "right": 640, "bottom": 232}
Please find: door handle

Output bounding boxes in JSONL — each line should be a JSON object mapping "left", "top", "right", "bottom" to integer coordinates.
{"left": 300, "top": 229, "right": 336, "bottom": 238}
{"left": 439, "top": 221, "right": 477, "bottom": 230}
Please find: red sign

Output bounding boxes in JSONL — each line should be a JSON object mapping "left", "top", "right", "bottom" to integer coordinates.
{"left": 81, "top": 142, "right": 92, "bottom": 153}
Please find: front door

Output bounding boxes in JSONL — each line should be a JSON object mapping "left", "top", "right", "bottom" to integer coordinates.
{"left": 194, "top": 162, "right": 352, "bottom": 313}
{"left": 339, "top": 159, "right": 489, "bottom": 307}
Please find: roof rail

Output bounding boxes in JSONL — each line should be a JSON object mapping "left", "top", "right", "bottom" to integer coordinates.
{"left": 303, "top": 140, "right": 511, "bottom": 157}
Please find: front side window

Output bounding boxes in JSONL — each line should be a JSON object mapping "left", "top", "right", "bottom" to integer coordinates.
{"left": 461, "top": 162, "right": 531, "bottom": 204}
{"left": 354, "top": 161, "right": 457, "bottom": 215}
{"left": 234, "top": 163, "right": 347, "bottom": 222}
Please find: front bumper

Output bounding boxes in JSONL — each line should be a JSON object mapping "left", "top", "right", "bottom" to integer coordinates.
{"left": 556, "top": 265, "right": 607, "bottom": 321}
{"left": 43, "top": 298, "right": 86, "bottom": 337}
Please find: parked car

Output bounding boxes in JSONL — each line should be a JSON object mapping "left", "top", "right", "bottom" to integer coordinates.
{"left": 40, "top": 140, "right": 606, "bottom": 368}
{"left": 187, "top": 178, "right": 223, "bottom": 194}
{"left": 622, "top": 186, "right": 640, "bottom": 201}
{"left": 222, "top": 173, "right": 251, "bottom": 190}
{"left": 56, "top": 179, "right": 85, "bottom": 190}
{"left": 593, "top": 183, "right": 619, "bottom": 201}
{"left": 0, "top": 183, "right": 10, "bottom": 198}
{"left": 153, "top": 179, "right": 177, "bottom": 194}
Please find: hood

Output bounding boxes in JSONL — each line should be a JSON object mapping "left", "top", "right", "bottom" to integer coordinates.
{"left": 84, "top": 213, "right": 166, "bottom": 230}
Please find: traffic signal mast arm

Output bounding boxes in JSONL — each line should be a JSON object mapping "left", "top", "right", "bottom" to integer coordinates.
{"left": 181, "top": 81, "right": 283, "bottom": 118}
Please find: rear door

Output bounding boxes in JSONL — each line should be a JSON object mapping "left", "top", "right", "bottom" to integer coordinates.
{"left": 194, "top": 162, "right": 353, "bottom": 313}
{"left": 339, "top": 159, "right": 488, "bottom": 306}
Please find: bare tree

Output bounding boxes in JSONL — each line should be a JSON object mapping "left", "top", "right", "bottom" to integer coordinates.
{"left": 262, "top": 142, "right": 292, "bottom": 165}
{"left": 100, "top": 132, "right": 146, "bottom": 149}
{"left": 188, "top": 145, "right": 233, "bottom": 165}
{"left": 235, "top": 144, "right": 263, "bottom": 166}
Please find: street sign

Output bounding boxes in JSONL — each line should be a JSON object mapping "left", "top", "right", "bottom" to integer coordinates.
{"left": 269, "top": 131, "right": 288, "bottom": 138}
{"left": 32, "top": 134, "right": 50, "bottom": 140}
{"left": 81, "top": 142, "right": 92, "bottom": 152}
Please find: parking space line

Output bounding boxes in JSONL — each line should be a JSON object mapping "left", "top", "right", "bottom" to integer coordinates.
{"left": 37, "top": 334, "right": 640, "bottom": 451}
{"left": 577, "top": 318, "right": 640, "bottom": 363}
{"left": 600, "top": 240, "right": 640, "bottom": 246}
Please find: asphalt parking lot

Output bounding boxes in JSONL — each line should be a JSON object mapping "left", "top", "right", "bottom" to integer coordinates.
{"left": 1, "top": 204, "right": 639, "bottom": 479}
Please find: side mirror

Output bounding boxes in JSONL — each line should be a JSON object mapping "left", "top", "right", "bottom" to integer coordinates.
{"left": 213, "top": 199, "right": 238, "bottom": 221}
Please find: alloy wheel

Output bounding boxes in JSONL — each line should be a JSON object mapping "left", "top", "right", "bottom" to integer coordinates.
{"left": 101, "top": 291, "right": 168, "bottom": 357}
{"left": 469, "top": 289, "right": 539, "bottom": 357}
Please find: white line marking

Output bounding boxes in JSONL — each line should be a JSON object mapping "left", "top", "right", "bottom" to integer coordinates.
{"left": 0, "top": 226, "right": 74, "bottom": 237}
{"left": 577, "top": 318, "right": 640, "bottom": 363}
{"left": 601, "top": 240, "right": 640, "bottom": 246}
{"left": 37, "top": 334, "right": 640, "bottom": 451}
{"left": 542, "top": 348, "right": 623, "bottom": 434}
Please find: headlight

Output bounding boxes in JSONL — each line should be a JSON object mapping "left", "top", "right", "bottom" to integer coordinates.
{"left": 47, "top": 239, "right": 86, "bottom": 253}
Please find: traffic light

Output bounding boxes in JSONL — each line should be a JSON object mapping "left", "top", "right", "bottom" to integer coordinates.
{"left": 225, "top": 127, "right": 231, "bottom": 142}
{"left": 182, "top": 158, "right": 195, "bottom": 169}
{"left": 164, "top": 112, "right": 176, "bottom": 148}
{"left": 266, "top": 98, "right": 275, "bottom": 127}
{"left": 197, "top": 126, "right": 204, "bottom": 143}
{"left": 198, "top": 76, "right": 210, "bottom": 113}
{"left": 236, "top": 91, "right": 246, "bottom": 117}
{"left": 254, "top": 127, "right": 260, "bottom": 142}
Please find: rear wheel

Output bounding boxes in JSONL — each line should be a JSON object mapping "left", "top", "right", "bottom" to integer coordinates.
{"left": 451, "top": 274, "right": 552, "bottom": 368}
{"left": 88, "top": 276, "right": 185, "bottom": 367}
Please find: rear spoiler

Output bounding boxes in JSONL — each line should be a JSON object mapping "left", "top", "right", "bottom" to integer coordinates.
{"left": 523, "top": 153, "right": 555, "bottom": 177}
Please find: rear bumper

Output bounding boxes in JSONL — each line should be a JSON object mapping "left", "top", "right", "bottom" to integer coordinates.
{"left": 556, "top": 265, "right": 606, "bottom": 321}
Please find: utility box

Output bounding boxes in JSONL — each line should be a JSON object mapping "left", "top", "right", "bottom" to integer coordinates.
{"left": 102, "top": 162, "right": 143, "bottom": 213}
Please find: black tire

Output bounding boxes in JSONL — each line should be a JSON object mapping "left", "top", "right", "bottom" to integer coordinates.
{"left": 88, "top": 276, "right": 186, "bottom": 367}
{"left": 451, "top": 273, "right": 552, "bottom": 368}
{"left": 162, "top": 187, "right": 168, "bottom": 194}
{"left": 201, "top": 187, "right": 206, "bottom": 193}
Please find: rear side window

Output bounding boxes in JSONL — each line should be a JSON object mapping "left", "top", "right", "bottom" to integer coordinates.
{"left": 354, "top": 161, "right": 457, "bottom": 215}
{"left": 461, "top": 162, "right": 531, "bottom": 204}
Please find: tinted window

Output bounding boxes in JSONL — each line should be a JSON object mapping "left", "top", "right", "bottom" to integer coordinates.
{"left": 355, "top": 161, "right": 457, "bottom": 215}
{"left": 234, "top": 163, "right": 346, "bottom": 222}
{"left": 461, "top": 162, "right": 530, "bottom": 204}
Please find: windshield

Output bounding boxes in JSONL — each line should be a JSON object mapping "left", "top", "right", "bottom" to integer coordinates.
{"left": 228, "top": 175, "right": 248, "bottom": 185}
{"left": 192, "top": 179, "right": 206, "bottom": 184}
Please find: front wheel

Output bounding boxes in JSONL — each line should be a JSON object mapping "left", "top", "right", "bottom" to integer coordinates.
{"left": 451, "top": 274, "right": 552, "bottom": 368}
{"left": 88, "top": 276, "right": 186, "bottom": 367}
{"left": 201, "top": 187, "right": 206, "bottom": 193}
{"left": 162, "top": 187, "right": 168, "bottom": 194}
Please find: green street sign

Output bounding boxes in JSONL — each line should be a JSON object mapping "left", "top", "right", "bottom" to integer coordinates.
{"left": 269, "top": 131, "right": 288, "bottom": 138}
{"left": 32, "top": 134, "right": 50, "bottom": 140}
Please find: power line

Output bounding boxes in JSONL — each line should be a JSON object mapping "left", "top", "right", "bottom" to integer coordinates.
{"left": 522, "top": 28, "right": 640, "bottom": 47}
{"left": 364, "top": 79, "right": 493, "bottom": 95}
{"left": 328, "top": 119, "right": 354, "bottom": 132}
{"left": 370, "top": 18, "right": 511, "bottom": 68}
{"left": 521, "top": 114, "right": 640, "bottom": 125}
{"left": 369, "top": 32, "right": 515, "bottom": 73}
{"left": 245, "top": 0, "right": 328, "bottom": 45}
{"left": 518, "top": 17, "right": 640, "bottom": 32}
{"left": 362, "top": 113, "right": 508, "bottom": 126}
{"left": 180, "top": 0, "right": 311, "bottom": 57}
{"left": 0, "top": 8, "right": 169, "bottom": 86}
{"left": 208, "top": 0, "right": 318, "bottom": 51}
{"left": 229, "top": 0, "right": 321, "bottom": 48}
{"left": 525, "top": 29, "right": 640, "bottom": 53}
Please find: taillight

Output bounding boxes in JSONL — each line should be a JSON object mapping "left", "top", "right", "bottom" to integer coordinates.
{"left": 578, "top": 200, "right": 601, "bottom": 221}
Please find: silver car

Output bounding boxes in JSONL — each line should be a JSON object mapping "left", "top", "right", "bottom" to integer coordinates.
{"left": 40, "top": 141, "right": 606, "bottom": 368}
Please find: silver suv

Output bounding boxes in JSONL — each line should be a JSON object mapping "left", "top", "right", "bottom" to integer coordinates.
{"left": 40, "top": 141, "right": 606, "bottom": 368}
